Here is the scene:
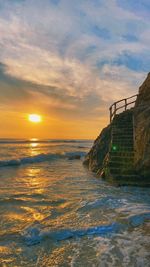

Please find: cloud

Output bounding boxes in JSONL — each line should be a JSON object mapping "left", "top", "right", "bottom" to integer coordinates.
{"left": 0, "top": 0, "right": 149, "bottom": 130}
{"left": 117, "top": 0, "right": 150, "bottom": 18}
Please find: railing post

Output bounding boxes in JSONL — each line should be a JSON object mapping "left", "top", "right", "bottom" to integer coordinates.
{"left": 125, "top": 98, "right": 127, "bottom": 110}
{"left": 114, "top": 103, "right": 116, "bottom": 117}
{"left": 110, "top": 107, "right": 112, "bottom": 123}
{"left": 109, "top": 94, "right": 138, "bottom": 124}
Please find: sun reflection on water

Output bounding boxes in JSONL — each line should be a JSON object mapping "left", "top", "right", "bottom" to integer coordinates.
{"left": 22, "top": 206, "right": 45, "bottom": 221}
{"left": 29, "top": 140, "right": 39, "bottom": 156}
{"left": 30, "top": 142, "right": 38, "bottom": 148}
{"left": 27, "top": 168, "right": 42, "bottom": 185}
{"left": 25, "top": 167, "right": 46, "bottom": 195}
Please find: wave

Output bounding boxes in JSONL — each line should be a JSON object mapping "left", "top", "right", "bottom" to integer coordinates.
{"left": 128, "top": 212, "right": 150, "bottom": 227}
{"left": 22, "top": 212, "right": 150, "bottom": 246}
{"left": 0, "top": 196, "right": 66, "bottom": 207}
{"left": 0, "top": 151, "right": 86, "bottom": 167}
{"left": 0, "top": 139, "right": 92, "bottom": 144}
{"left": 22, "top": 222, "right": 121, "bottom": 246}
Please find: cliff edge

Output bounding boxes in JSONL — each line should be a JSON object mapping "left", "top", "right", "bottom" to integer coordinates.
{"left": 134, "top": 72, "right": 150, "bottom": 177}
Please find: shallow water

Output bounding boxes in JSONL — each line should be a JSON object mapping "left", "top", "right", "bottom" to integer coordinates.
{"left": 0, "top": 139, "right": 150, "bottom": 266}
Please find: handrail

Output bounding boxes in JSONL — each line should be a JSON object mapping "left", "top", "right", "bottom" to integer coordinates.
{"left": 109, "top": 94, "right": 138, "bottom": 122}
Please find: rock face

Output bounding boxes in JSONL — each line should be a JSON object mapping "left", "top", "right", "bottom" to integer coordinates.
{"left": 83, "top": 125, "right": 111, "bottom": 173}
{"left": 134, "top": 72, "right": 150, "bottom": 177}
{"left": 84, "top": 72, "right": 150, "bottom": 184}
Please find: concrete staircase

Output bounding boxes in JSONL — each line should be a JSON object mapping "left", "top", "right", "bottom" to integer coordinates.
{"left": 107, "top": 110, "right": 138, "bottom": 182}
{"left": 96, "top": 94, "right": 149, "bottom": 185}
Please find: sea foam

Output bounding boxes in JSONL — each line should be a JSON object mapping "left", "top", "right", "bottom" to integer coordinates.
{"left": 22, "top": 211, "right": 150, "bottom": 246}
{"left": 22, "top": 222, "right": 121, "bottom": 246}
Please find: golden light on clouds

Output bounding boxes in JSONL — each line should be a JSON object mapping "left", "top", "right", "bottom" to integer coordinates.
{"left": 28, "top": 114, "right": 42, "bottom": 123}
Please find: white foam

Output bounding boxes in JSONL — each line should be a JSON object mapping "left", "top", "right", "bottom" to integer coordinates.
{"left": 22, "top": 222, "right": 121, "bottom": 246}
{"left": 0, "top": 151, "right": 86, "bottom": 167}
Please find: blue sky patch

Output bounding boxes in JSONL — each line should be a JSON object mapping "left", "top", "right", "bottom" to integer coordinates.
{"left": 113, "top": 52, "right": 150, "bottom": 72}
{"left": 92, "top": 25, "right": 111, "bottom": 39}
{"left": 123, "top": 34, "right": 138, "bottom": 42}
{"left": 50, "top": 0, "right": 60, "bottom": 5}
{"left": 117, "top": 0, "right": 150, "bottom": 16}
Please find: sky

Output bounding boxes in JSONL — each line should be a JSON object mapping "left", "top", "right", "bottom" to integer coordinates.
{"left": 0, "top": 0, "right": 149, "bottom": 139}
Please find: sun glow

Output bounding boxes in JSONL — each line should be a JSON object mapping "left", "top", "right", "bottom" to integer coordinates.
{"left": 28, "top": 114, "right": 42, "bottom": 123}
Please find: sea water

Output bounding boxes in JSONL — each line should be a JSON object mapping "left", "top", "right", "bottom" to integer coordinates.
{"left": 0, "top": 139, "right": 150, "bottom": 267}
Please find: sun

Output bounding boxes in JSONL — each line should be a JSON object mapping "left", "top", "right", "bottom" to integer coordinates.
{"left": 28, "top": 114, "right": 42, "bottom": 123}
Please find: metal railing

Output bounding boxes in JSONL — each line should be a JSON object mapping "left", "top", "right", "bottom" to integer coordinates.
{"left": 109, "top": 94, "right": 138, "bottom": 122}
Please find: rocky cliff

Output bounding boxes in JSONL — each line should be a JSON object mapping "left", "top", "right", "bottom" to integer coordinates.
{"left": 83, "top": 125, "right": 111, "bottom": 173}
{"left": 134, "top": 72, "right": 150, "bottom": 177}
{"left": 84, "top": 73, "right": 150, "bottom": 185}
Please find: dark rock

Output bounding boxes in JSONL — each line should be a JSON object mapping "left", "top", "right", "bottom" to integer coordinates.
{"left": 83, "top": 124, "right": 111, "bottom": 173}
{"left": 134, "top": 72, "right": 150, "bottom": 178}
{"left": 68, "top": 155, "right": 81, "bottom": 160}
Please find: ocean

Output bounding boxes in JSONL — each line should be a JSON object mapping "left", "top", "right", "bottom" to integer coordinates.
{"left": 0, "top": 139, "right": 150, "bottom": 267}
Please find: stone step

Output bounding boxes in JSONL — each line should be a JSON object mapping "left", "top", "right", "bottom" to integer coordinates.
{"left": 112, "top": 124, "right": 133, "bottom": 127}
{"left": 112, "top": 131, "right": 133, "bottom": 135}
{"left": 111, "top": 145, "right": 134, "bottom": 149}
{"left": 112, "top": 121, "right": 133, "bottom": 124}
{"left": 112, "top": 118, "right": 133, "bottom": 123}
{"left": 111, "top": 143, "right": 134, "bottom": 147}
{"left": 110, "top": 147, "right": 134, "bottom": 152}
{"left": 112, "top": 138, "right": 133, "bottom": 142}
{"left": 113, "top": 118, "right": 132, "bottom": 121}
{"left": 112, "top": 123, "right": 133, "bottom": 128}
{"left": 114, "top": 174, "right": 138, "bottom": 180}
{"left": 113, "top": 119, "right": 133, "bottom": 123}
{"left": 112, "top": 140, "right": 133, "bottom": 145}
{"left": 109, "top": 151, "right": 134, "bottom": 157}
{"left": 111, "top": 148, "right": 134, "bottom": 153}
{"left": 109, "top": 167, "right": 136, "bottom": 175}
{"left": 112, "top": 137, "right": 133, "bottom": 141}
{"left": 112, "top": 123, "right": 133, "bottom": 126}
{"left": 112, "top": 130, "right": 133, "bottom": 135}
{"left": 112, "top": 123, "right": 133, "bottom": 127}
{"left": 112, "top": 132, "right": 133, "bottom": 136}
{"left": 112, "top": 136, "right": 133, "bottom": 141}
{"left": 108, "top": 161, "right": 134, "bottom": 168}
{"left": 113, "top": 117, "right": 133, "bottom": 122}
{"left": 109, "top": 155, "right": 134, "bottom": 160}
{"left": 112, "top": 133, "right": 133, "bottom": 137}
{"left": 112, "top": 128, "right": 133, "bottom": 132}
{"left": 112, "top": 140, "right": 133, "bottom": 144}
{"left": 111, "top": 175, "right": 143, "bottom": 186}
{"left": 110, "top": 156, "right": 133, "bottom": 161}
